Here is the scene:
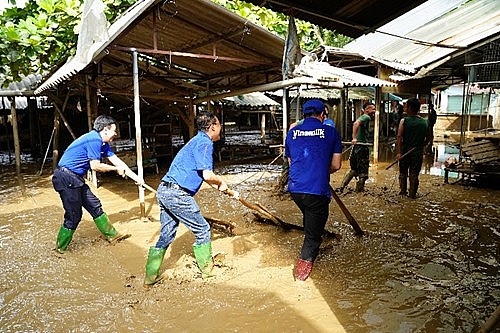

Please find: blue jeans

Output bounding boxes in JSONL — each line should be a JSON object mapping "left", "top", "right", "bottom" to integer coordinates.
{"left": 155, "top": 184, "right": 211, "bottom": 249}
{"left": 52, "top": 168, "right": 103, "bottom": 230}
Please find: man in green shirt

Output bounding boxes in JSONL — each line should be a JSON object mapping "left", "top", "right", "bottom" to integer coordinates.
{"left": 339, "top": 102, "right": 376, "bottom": 192}
{"left": 396, "top": 98, "right": 430, "bottom": 199}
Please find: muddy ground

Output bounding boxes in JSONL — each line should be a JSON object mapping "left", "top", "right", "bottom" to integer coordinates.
{"left": 0, "top": 161, "right": 499, "bottom": 332}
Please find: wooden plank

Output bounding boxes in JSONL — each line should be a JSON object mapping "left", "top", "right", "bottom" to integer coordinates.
{"left": 462, "top": 142, "right": 498, "bottom": 152}
{"left": 463, "top": 140, "right": 491, "bottom": 148}
{"left": 472, "top": 150, "right": 500, "bottom": 160}
{"left": 463, "top": 142, "right": 495, "bottom": 150}
{"left": 466, "top": 150, "right": 499, "bottom": 162}
{"left": 463, "top": 143, "right": 497, "bottom": 155}
{"left": 464, "top": 147, "right": 497, "bottom": 156}
{"left": 473, "top": 156, "right": 500, "bottom": 164}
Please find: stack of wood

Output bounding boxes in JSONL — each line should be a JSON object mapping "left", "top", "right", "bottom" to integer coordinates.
{"left": 445, "top": 138, "right": 500, "bottom": 184}
{"left": 461, "top": 139, "right": 500, "bottom": 172}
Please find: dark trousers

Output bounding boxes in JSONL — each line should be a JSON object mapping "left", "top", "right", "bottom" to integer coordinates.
{"left": 52, "top": 168, "right": 103, "bottom": 230}
{"left": 399, "top": 153, "right": 423, "bottom": 196}
{"left": 349, "top": 145, "right": 370, "bottom": 178}
{"left": 291, "top": 193, "right": 330, "bottom": 262}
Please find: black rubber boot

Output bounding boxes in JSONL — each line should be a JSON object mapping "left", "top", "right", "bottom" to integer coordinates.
{"left": 409, "top": 175, "right": 419, "bottom": 199}
{"left": 399, "top": 176, "right": 407, "bottom": 196}
{"left": 355, "top": 177, "right": 367, "bottom": 192}
{"left": 339, "top": 170, "right": 356, "bottom": 191}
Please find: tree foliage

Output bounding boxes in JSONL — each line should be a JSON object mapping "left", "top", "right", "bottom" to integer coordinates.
{"left": 212, "top": 0, "right": 351, "bottom": 52}
{"left": 0, "top": 0, "right": 137, "bottom": 86}
{"left": 0, "top": 0, "right": 352, "bottom": 87}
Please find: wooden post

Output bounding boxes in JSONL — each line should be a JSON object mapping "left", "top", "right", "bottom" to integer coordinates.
{"left": 52, "top": 108, "right": 60, "bottom": 171}
{"left": 9, "top": 97, "right": 21, "bottom": 174}
{"left": 189, "top": 101, "right": 196, "bottom": 138}
{"left": 373, "top": 86, "right": 382, "bottom": 164}
{"left": 260, "top": 112, "right": 266, "bottom": 144}
{"left": 1, "top": 97, "right": 12, "bottom": 163}
{"left": 281, "top": 88, "right": 288, "bottom": 146}
{"left": 132, "top": 49, "right": 146, "bottom": 219}
{"left": 85, "top": 76, "right": 97, "bottom": 187}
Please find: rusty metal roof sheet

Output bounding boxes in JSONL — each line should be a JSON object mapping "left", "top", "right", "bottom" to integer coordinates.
{"left": 35, "top": 0, "right": 286, "bottom": 100}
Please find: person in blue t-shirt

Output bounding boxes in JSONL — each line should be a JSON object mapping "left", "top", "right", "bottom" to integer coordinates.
{"left": 289, "top": 102, "right": 335, "bottom": 130}
{"left": 52, "top": 115, "right": 143, "bottom": 253}
{"left": 285, "top": 99, "right": 343, "bottom": 281}
{"left": 144, "top": 111, "right": 238, "bottom": 287}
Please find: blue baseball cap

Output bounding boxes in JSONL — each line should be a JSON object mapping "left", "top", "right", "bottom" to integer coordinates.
{"left": 303, "top": 99, "right": 324, "bottom": 114}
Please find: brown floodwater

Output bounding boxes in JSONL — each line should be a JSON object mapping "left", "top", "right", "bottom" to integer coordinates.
{"left": 0, "top": 161, "right": 499, "bottom": 332}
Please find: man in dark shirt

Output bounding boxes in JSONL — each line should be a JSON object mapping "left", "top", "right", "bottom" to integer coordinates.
{"left": 396, "top": 98, "right": 431, "bottom": 198}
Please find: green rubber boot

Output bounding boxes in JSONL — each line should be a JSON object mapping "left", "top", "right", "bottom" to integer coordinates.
{"left": 143, "top": 247, "right": 167, "bottom": 287}
{"left": 56, "top": 226, "right": 75, "bottom": 253}
{"left": 94, "top": 213, "right": 130, "bottom": 243}
{"left": 193, "top": 242, "right": 215, "bottom": 279}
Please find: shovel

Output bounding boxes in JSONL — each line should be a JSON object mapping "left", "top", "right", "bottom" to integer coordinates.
{"left": 329, "top": 185, "right": 364, "bottom": 236}
{"left": 224, "top": 189, "right": 296, "bottom": 230}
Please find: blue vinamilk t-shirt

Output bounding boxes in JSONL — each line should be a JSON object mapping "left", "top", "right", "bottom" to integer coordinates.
{"left": 285, "top": 117, "right": 342, "bottom": 197}
{"left": 163, "top": 131, "right": 213, "bottom": 195}
{"left": 58, "top": 130, "right": 114, "bottom": 176}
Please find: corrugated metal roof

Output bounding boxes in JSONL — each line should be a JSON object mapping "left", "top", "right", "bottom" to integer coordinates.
{"left": 293, "top": 58, "right": 397, "bottom": 87}
{"left": 224, "top": 92, "right": 280, "bottom": 107}
{"left": 344, "top": 0, "right": 500, "bottom": 74}
{"left": 35, "top": 0, "right": 286, "bottom": 99}
{"left": 35, "top": 0, "right": 157, "bottom": 94}
{"left": 273, "top": 86, "right": 401, "bottom": 101}
{"left": 0, "top": 74, "right": 43, "bottom": 96}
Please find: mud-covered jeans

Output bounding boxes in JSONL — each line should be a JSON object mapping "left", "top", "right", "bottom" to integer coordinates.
{"left": 155, "top": 184, "right": 211, "bottom": 249}
{"left": 52, "top": 168, "right": 103, "bottom": 230}
{"left": 291, "top": 192, "right": 330, "bottom": 262}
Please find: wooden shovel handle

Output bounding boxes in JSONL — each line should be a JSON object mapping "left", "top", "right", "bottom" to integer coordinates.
{"left": 385, "top": 147, "right": 416, "bottom": 170}
{"left": 329, "top": 185, "right": 364, "bottom": 236}
{"left": 124, "top": 169, "right": 156, "bottom": 193}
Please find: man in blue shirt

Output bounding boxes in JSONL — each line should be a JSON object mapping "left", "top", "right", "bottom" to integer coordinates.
{"left": 285, "top": 99, "right": 343, "bottom": 281}
{"left": 52, "top": 115, "right": 142, "bottom": 253}
{"left": 144, "top": 111, "right": 238, "bottom": 287}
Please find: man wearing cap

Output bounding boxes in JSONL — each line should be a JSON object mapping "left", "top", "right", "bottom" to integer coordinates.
{"left": 338, "top": 101, "right": 376, "bottom": 192}
{"left": 285, "top": 99, "right": 343, "bottom": 281}
{"left": 289, "top": 103, "right": 335, "bottom": 130}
